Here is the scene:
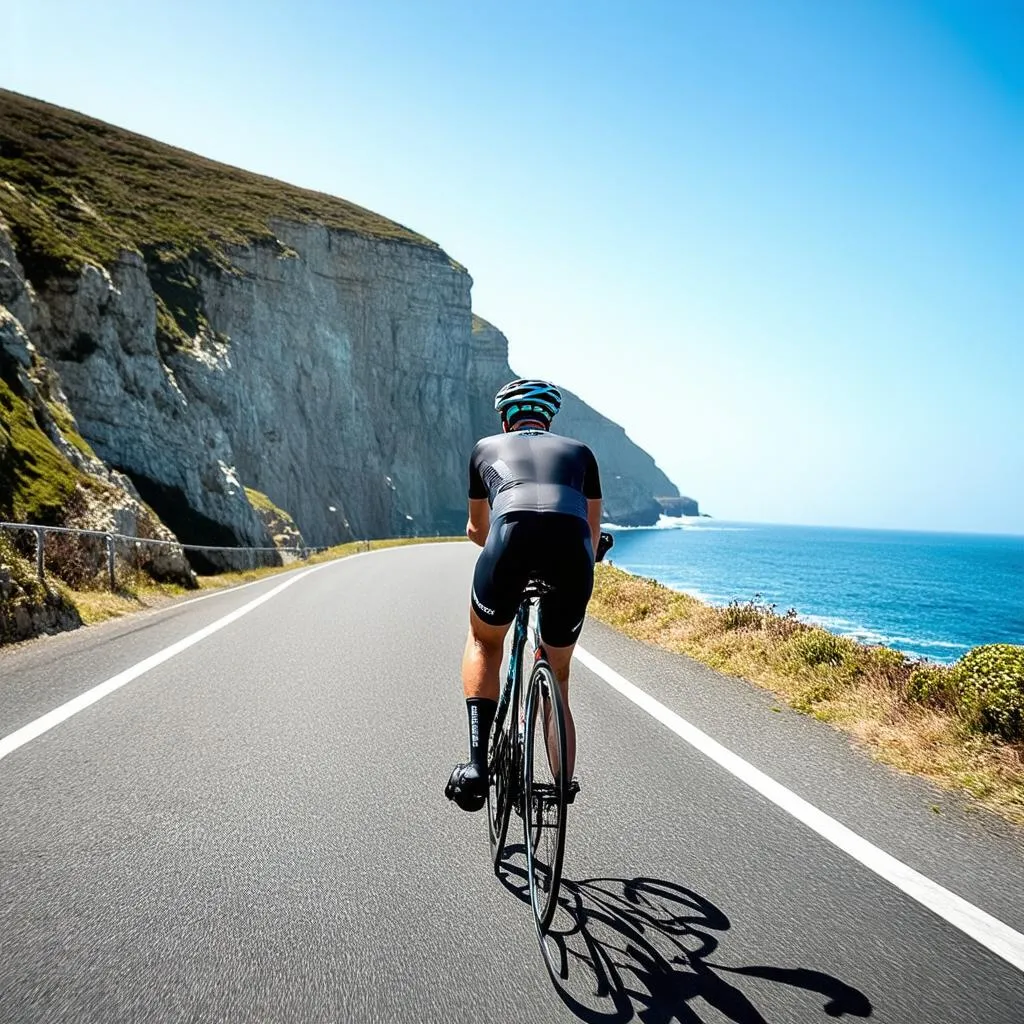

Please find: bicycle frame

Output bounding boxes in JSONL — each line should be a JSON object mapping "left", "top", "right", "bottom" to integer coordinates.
{"left": 496, "top": 589, "right": 542, "bottom": 740}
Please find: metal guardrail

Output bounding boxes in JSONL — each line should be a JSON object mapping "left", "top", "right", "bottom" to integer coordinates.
{"left": 0, "top": 520, "right": 332, "bottom": 589}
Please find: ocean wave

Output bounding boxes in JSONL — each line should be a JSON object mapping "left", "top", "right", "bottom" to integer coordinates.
{"left": 603, "top": 515, "right": 751, "bottom": 532}
{"left": 803, "top": 615, "right": 969, "bottom": 652}
{"left": 666, "top": 584, "right": 729, "bottom": 604}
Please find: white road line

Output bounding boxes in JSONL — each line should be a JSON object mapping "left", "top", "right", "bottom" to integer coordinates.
{"left": 0, "top": 561, "right": 333, "bottom": 763}
{"left": 0, "top": 543, "right": 451, "bottom": 762}
{"left": 575, "top": 644, "right": 1024, "bottom": 975}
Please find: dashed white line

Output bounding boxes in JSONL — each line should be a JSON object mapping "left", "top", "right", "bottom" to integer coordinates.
{"left": 575, "top": 644, "right": 1024, "bottom": 975}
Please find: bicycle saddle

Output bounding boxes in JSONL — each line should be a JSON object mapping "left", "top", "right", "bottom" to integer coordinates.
{"left": 521, "top": 578, "right": 553, "bottom": 599}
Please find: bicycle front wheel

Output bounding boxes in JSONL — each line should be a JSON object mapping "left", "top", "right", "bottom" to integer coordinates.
{"left": 522, "top": 658, "right": 568, "bottom": 934}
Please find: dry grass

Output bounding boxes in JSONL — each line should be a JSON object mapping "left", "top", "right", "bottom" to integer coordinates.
{"left": 73, "top": 580, "right": 189, "bottom": 624}
{"left": 589, "top": 564, "right": 1024, "bottom": 827}
{"left": 73, "top": 537, "right": 467, "bottom": 617}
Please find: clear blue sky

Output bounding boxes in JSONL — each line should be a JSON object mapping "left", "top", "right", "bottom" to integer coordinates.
{"left": 6, "top": 1, "right": 1023, "bottom": 533}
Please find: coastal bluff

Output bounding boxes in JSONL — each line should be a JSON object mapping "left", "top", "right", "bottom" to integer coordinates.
{"left": 0, "top": 90, "right": 684, "bottom": 548}
{"left": 467, "top": 316, "right": 681, "bottom": 526}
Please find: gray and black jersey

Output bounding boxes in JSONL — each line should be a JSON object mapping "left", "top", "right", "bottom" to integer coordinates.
{"left": 468, "top": 430, "right": 602, "bottom": 523}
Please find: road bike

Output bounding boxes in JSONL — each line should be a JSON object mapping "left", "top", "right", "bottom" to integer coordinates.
{"left": 486, "top": 532, "right": 613, "bottom": 950}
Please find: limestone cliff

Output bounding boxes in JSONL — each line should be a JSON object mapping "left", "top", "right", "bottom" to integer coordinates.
{"left": 0, "top": 90, "right": 686, "bottom": 551}
{"left": 0, "top": 226, "right": 194, "bottom": 582}
{"left": 22, "top": 221, "right": 475, "bottom": 547}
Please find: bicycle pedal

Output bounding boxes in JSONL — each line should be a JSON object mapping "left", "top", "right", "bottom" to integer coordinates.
{"left": 566, "top": 779, "right": 580, "bottom": 804}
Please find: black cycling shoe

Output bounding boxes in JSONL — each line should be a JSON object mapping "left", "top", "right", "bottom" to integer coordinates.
{"left": 566, "top": 778, "right": 581, "bottom": 804}
{"left": 445, "top": 762, "right": 487, "bottom": 812}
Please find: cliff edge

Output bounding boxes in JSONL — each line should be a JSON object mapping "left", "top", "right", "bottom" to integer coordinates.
{"left": 0, "top": 90, "right": 686, "bottom": 550}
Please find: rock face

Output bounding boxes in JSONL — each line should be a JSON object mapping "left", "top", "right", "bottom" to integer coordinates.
{"left": 5, "top": 221, "right": 679, "bottom": 544}
{"left": 0, "top": 552, "right": 82, "bottom": 643}
{"left": 0, "top": 94, "right": 688, "bottom": 549}
{"left": 658, "top": 495, "right": 700, "bottom": 517}
{"left": 17, "top": 224, "right": 478, "bottom": 547}
{"left": 468, "top": 317, "right": 677, "bottom": 525}
{"left": 0, "top": 224, "right": 195, "bottom": 583}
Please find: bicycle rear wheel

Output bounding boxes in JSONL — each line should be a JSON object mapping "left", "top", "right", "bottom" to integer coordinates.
{"left": 522, "top": 658, "right": 568, "bottom": 934}
{"left": 487, "top": 684, "right": 516, "bottom": 875}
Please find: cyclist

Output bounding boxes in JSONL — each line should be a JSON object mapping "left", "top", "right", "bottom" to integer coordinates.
{"left": 445, "top": 378, "right": 602, "bottom": 812}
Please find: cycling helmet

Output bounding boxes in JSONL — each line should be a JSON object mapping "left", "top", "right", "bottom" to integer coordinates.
{"left": 493, "top": 378, "right": 562, "bottom": 426}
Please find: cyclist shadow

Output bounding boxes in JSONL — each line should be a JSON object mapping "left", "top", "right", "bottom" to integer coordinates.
{"left": 499, "top": 852, "right": 873, "bottom": 1023}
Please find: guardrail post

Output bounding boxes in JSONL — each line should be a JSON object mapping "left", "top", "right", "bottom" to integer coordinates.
{"left": 35, "top": 528, "right": 44, "bottom": 581}
{"left": 106, "top": 534, "right": 116, "bottom": 590}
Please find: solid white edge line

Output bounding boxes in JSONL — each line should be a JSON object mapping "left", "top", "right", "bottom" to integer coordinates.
{"left": 0, "top": 546, "right": 410, "bottom": 762}
{"left": 574, "top": 644, "right": 1024, "bottom": 975}
{"left": 0, "top": 543, "right": 456, "bottom": 762}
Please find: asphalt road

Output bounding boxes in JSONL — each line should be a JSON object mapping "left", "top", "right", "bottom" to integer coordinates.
{"left": 1, "top": 542, "right": 1023, "bottom": 1023}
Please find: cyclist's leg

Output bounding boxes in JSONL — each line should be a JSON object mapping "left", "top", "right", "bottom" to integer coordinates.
{"left": 447, "top": 515, "right": 525, "bottom": 811}
{"left": 539, "top": 642, "right": 577, "bottom": 779}
{"left": 465, "top": 512, "right": 526, "bottom": 700}
{"left": 536, "top": 514, "right": 595, "bottom": 782}
{"left": 462, "top": 609, "right": 511, "bottom": 702}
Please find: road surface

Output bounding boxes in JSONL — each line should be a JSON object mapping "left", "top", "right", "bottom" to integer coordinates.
{"left": 1, "top": 543, "right": 1022, "bottom": 1022}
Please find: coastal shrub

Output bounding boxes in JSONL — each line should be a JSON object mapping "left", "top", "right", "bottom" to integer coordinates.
{"left": 0, "top": 530, "right": 81, "bottom": 643}
{"left": 720, "top": 599, "right": 766, "bottom": 631}
{"left": 719, "top": 596, "right": 781, "bottom": 633}
{"left": 857, "top": 645, "right": 914, "bottom": 692}
{"left": 788, "top": 629, "right": 849, "bottom": 668}
{"left": 951, "top": 645, "right": 1024, "bottom": 741}
{"left": 906, "top": 663, "right": 957, "bottom": 711}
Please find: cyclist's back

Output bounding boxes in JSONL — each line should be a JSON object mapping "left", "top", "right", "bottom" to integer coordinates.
{"left": 469, "top": 429, "right": 600, "bottom": 523}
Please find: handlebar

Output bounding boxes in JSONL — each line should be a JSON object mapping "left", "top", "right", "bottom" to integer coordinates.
{"left": 596, "top": 531, "right": 614, "bottom": 562}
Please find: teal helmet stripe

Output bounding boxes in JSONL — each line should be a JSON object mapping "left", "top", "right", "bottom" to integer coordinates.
{"left": 494, "top": 378, "right": 562, "bottom": 422}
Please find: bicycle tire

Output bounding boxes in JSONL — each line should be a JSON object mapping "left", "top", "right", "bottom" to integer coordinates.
{"left": 522, "top": 658, "right": 568, "bottom": 934}
{"left": 487, "top": 680, "right": 516, "bottom": 874}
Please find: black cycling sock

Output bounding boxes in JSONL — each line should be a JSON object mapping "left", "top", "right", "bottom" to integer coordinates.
{"left": 466, "top": 697, "right": 497, "bottom": 770}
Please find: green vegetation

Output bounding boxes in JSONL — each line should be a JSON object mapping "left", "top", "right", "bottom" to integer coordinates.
{"left": 0, "top": 89, "right": 443, "bottom": 345}
{"left": 950, "top": 645, "right": 1024, "bottom": 741}
{"left": 244, "top": 485, "right": 302, "bottom": 548}
{"left": 243, "top": 486, "right": 287, "bottom": 516}
{"left": 0, "top": 373, "right": 83, "bottom": 524}
{"left": 0, "top": 531, "right": 80, "bottom": 642}
{"left": 589, "top": 564, "right": 1024, "bottom": 826}
{"left": 45, "top": 399, "right": 95, "bottom": 459}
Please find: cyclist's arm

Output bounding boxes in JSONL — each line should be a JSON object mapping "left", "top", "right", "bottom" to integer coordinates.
{"left": 467, "top": 499, "right": 490, "bottom": 547}
{"left": 581, "top": 444, "right": 602, "bottom": 557}
{"left": 587, "top": 498, "right": 602, "bottom": 556}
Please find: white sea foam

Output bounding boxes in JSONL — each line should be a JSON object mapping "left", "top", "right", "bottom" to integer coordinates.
{"left": 603, "top": 515, "right": 751, "bottom": 532}
{"left": 675, "top": 585, "right": 729, "bottom": 604}
{"left": 803, "top": 615, "right": 969, "bottom": 654}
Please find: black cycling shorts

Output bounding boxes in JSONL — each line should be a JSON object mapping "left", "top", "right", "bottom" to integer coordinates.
{"left": 471, "top": 511, "right": 595, "bottom": 648}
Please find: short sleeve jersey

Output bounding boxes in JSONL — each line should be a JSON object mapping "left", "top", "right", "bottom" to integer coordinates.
{"left": 468, "top": 430, "right": 602, "bottom": 522}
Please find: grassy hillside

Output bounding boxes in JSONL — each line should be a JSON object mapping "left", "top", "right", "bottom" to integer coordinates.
{"left": 0, "top": 88, "right": 442, "bottom": 349}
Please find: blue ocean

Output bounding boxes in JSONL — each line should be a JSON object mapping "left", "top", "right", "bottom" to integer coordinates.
{"left": 603, "top": 519, "right": 1024, "bottom": 664}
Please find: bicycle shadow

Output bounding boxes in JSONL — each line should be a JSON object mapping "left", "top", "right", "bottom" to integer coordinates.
{"left": 499, "top": 853, "right": 873, "bottom": 1022}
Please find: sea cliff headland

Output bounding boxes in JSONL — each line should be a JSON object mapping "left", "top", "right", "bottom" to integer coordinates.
{"left": 1, "top": 89, "right": 686, "bottom": 641}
